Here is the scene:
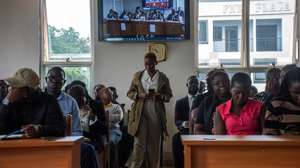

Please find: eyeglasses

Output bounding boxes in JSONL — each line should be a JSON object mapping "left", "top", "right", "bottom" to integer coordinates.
{"left": 45, "top": 76, "right": 66, "bottom": 83}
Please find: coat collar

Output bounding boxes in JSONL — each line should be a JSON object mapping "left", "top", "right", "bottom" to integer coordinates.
{"left": 136, "top": 70, "right": 166, "bottom": 92}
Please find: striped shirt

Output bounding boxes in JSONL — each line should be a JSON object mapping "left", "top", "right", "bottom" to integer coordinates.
{"left": 263, "top": 98, "right": 300, "bottom": 135}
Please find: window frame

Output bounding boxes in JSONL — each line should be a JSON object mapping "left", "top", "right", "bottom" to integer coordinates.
{"left": 40, "top": 0, "right": 95, "bottom": 92}
{"left": 196, "top": 0, "right": 300, "bottom": 72}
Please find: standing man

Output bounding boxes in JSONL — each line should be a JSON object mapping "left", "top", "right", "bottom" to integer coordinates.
{"left": 172, "top": 75, "right": 199, "bottom": 168}
{"left": 45, "top": 67, "right": 99, "bottom": 168}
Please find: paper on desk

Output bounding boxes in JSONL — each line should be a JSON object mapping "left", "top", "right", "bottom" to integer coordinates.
{"left": 0, "top": 134, "right": 25, "bottom": 140}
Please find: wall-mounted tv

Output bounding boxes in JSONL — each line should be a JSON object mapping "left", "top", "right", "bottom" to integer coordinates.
{"left": 98, "top": 0, "right": 190, "bottom": 42}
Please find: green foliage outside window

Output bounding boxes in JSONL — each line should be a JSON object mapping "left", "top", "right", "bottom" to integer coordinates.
{"left": 48, "top": 25, "right": 90, "bottom": 54}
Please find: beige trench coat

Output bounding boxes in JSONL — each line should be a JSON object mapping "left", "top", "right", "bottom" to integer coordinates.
{"left": 127, "top": 70, "right": 173, "bottom": 137}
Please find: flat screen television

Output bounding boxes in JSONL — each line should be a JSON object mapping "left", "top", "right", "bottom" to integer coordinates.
{"left": 98, "top": 0, "right": 190, "bottom": 42}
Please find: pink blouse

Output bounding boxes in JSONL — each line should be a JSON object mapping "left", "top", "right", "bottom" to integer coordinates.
{"left": 217, "top": 99, "right": 263, "bottom": 135}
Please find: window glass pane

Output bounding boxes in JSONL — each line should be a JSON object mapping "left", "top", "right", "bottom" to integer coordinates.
{"left": 199, "top": 21, "right": 208, "bottom": 43}
{"left": 213, "top": 26, "right": 222, "bottom": 41}
{"left": 46, "top": 0, "right": 91, "bottom": 61}
{"left": 250, "top": 0, "right": 295, "bottom": 66}
{"left": 251, "top": 72, "right": 266, "bottom": 92}
{"left": 198, "top": 0, "right": 242, "bottom": 68}
{"left": 45, "top": 66, "right": 91, "bottom": 90}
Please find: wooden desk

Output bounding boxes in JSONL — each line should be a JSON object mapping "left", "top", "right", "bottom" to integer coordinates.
{"left": 182, "top": 135, "right": 300, "bottom": 168}
{"left": 0, "top": 136, "right": 82, "bottom": 168}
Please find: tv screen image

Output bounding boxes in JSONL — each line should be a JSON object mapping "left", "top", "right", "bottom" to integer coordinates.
{"left": 99, "top": 0, "right": 189, "bottom": 42}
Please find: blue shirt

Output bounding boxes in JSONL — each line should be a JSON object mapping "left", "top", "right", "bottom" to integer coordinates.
{"left": 57, "top": 92, "right": 82, "bottom": 136}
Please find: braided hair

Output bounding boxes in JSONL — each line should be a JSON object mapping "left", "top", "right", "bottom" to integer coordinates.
{"left": 278, "top": 67, "right": 300, "bottom": 99}
{"left": 206, "top": 68, "right": 229, "bottom": 95}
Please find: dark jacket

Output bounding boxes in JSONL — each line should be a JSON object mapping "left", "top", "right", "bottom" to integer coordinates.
{"left": 86, "top": 99, "right": 108, "bottom": 137}
{"left": 174, "top": 96, "right": 189, "bottom": 132}
{"left": 196, "top": 95, "right": 229, "bottom": 134}
{"left": 0, "top": 91, "right": 65, "bottom": 137}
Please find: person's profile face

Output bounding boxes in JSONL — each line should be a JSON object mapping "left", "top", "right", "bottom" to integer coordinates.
{"left": 212, "top": 74, "right": 230, "bottom": 98}
{"left": 289, "top": 81, "right": 300, "bottom": 106}
{"left": 144, "top": 58, "right": 156, "bottom": 74}
{"left": 231, "top": 82, "right": 250, "bottom": 106}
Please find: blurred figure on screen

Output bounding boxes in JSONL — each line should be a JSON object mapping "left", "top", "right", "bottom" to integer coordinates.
{"left": 107, "top": 9, "right": 118, "bottom": 20}
{"left": 167, "top": 9, "right": 179, "bottom": 21}
{"left": 120, "top": 10, "right": 130, "bottom": 20}
{"left": 134, "top": 6, "right": 146, "bottom": 20}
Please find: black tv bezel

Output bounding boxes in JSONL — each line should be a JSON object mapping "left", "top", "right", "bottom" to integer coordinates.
{"left": 97, "top": 0, "right": 190, "bottom": 42}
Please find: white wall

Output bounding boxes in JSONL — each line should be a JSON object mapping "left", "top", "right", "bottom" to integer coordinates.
{"left": 0, "top": 0, "right": 40, "bottom": 78}
{"left": 93, "top": 0, "right": 196, "bottom": 152}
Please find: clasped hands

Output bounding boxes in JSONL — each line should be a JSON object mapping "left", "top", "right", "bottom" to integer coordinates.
{"left": 138, "top": 92, "right": 161, "bottom": 101}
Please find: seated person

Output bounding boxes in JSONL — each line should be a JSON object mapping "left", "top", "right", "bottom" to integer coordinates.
{"left": 176, "top": 7, "right": 184, "bottom": 22}
{"left": 172, "top": 75, "right": 199, "bottom": 168}
{"left": 0, "top": 68, "right": 65, "bottom": 137}
{"left": 214, "top": 72, "right": 264, "bottom": 135}
{"left": 255, "top": 67, "right": 281, "bottom": 105}
{"left": 263, "top": 68, "right": 300, "bottom": 135}
{"left": 45, "top": 67, "right": 99, "bottom": 168}
{"left": 194, "top": 69, "right": 231, "bottom": 135}
{"left": 166, "top": 9, "right": 179, "bottom": 21}
{"left": 68, "top": 84, "right": 107, "bottom": 151}
{"left": 45, "top": 67, "right": 81, "bottom": 135}
{"left": 191, "top": 76, "right": 211, "bottom": 111}
{"left": 133, "top": 6, "right": 143, "bottom": 20}
{"left": 120, "top": 10, "right": 130, "bottom": 20}
{"left": 100, "top": 88, "right": 123, "bottom": 168}
{"left": 0, "top": 80, "right": 8, "bottom": 101}
{"left": 94, "top": 84, "right": 105, "bottom": 101}
{"left": 107, "top": 9, "right": 118, "bottom": 20}
{"left": 107, "top": 86, "right": 133, "bottom": 167}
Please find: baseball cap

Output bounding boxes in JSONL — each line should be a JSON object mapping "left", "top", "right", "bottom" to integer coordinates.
{"left": 4, "top": 68, "right": 40, "bottom": 89}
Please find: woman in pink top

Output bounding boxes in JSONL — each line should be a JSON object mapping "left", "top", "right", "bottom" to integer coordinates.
{"left": 214, "top": 72, "right": 265, "bottom": 135}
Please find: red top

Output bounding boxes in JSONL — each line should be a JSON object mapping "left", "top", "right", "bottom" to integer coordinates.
{"left": 217, "top": 99, "right": 263, "bottom": 135}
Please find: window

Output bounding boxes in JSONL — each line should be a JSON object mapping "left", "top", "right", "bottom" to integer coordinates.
{"left": 197, "top": 0, "right": 297, "bottom": 91}
{"left": 249, "top": 0, "right": 294, "bottom": 67}
{"left": 198, "top": 0, "right": 242, "bottom": 67}
{"left": 199, "top": 21, "right": 208, "bottom": 44}
{"left": 42, "top": 0, "right": 92, "bottom": 89}
{"left": 256, "top": 19, "right": 282, "bottom": 52}
{"left": 213, "top": 20, "right": 241, "bottom": 53}
{"left": 213, "top": 26, "right": 222, "bottom": 41}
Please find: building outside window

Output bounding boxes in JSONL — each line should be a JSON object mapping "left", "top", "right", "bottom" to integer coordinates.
{"left": 199, "top": 20, "right": 208, "bottom": 44}
{"left": 197, "top": 0, "right": 296, "bottom": 91}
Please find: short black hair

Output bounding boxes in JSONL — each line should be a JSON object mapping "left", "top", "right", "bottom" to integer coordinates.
{"left": 47, "top": 66, "right": 65, "bottom": 78}
{"left": 144, "top": 52, "right": 157, "bottom": 63}
{"left": 206, "top": 68, "right": 229, "bottom": 94}
{"left": 231, "top": 72, "right": 252, "bottom": 90}
{"left": 279, "top": 67, "right": 300, "bottom": 98}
